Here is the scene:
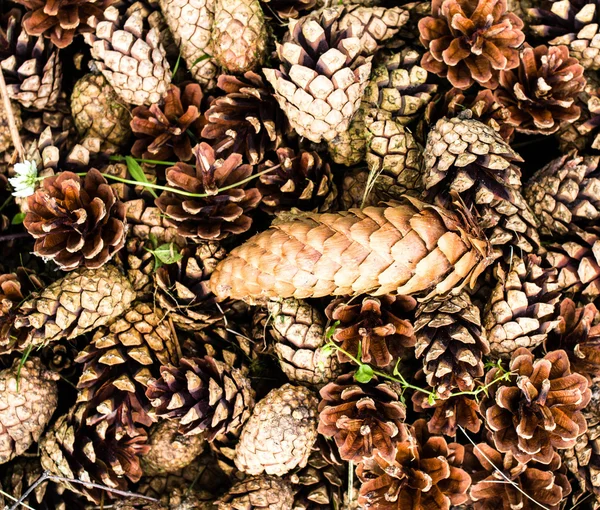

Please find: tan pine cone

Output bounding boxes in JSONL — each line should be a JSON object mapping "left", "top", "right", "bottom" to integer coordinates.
{"left": 158, "top": 0, "right": 218, "bottom": 88}
{"left": 217, "top": 476, "right": 294, "bottom": 510}
{"left": 125, "top": 198, "right": 187, "bottom": 246}
{"left": 15, "top": 265, "right": 136, "bottom": 346}
{"left": 212, "top": 0, "right": 268, "bottom": 73}
{"left": 339, "top": 168, "right": 378, "bottom": 210}
{"left": 209, "top": 195, "right": 491, "bottom": 303}
{"left": 0, "top": 357, "right": 58, "bottom": 464}
{"left": 141, "top": 420, "right": 206, "bottom": 476}
{"left": 267, "top": 298, "right": 341, "bottom": 387}
{"left": 85, "top": 5, "right": 171, "bottom": 106}
{"left": 71, "top": 73, "right": 131, "bottom": 154}
{"left": 235, "top": 384, "right": 318, "bottom": 476}
{"left": 0, "top": 100, "right": 21, "bottom": 154}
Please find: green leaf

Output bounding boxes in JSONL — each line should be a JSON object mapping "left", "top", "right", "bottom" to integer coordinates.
{"left": 320, "top": 343, "right": 334, "bottom": 356}
{"left": 145, "top": 242, "right": 183, "bottom": 269}
{"left": 11, "top": 212, "right": 25, "bottom": 225}
{"left": 427, "top": 393, "right": 437, "bottom": 406}
{"left": 354, "top": 364, "right": 374, "bottom": 384}
{"left": 125, "top": 156, "right": 158, "bottom": 199}
{"left": 16, "top": 344, "right": 33, "bottom": 392}
{"left": 148, "top": 232, "right": 159, "bottom": 250}
{"left": 172, "top": 53, "right": 182, "bottom": 78}
{"left": 393, "top": 359, "right": 402, "bottom": 377}
{"left": 325, "top": 320, "right": 339, "bottom": 340}
{"left": 191, "top": 54, "right": 210, "bottom": 68}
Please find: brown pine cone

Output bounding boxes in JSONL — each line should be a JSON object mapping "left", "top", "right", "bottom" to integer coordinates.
{"left": 131, "top": 83, "right": 203, "bottom": 162}
{"left": 325, "top": 295, "right": 416, "bottom": 368}
{"left": 235, "top": 384, "right": 318, "bottom": 476}
{"left": 146, "top": 356, "right": 255, "bottom": 441}
{"left": 155, "top": 143, "right": 261, "bottom": 241}
{"left": 75, "top": 302, "right": 180, "bottom": 431}
{"left": 0, "top": 357, "right": 59, "bottom": 464}
{"left": 141, "top": 421, "right": 206, "bottom": 476}
{"left": 412, "top": 392, "right": 482, "bottom": 437}
{"left": 0, "top": 8, "right": 62, "bottom": 110}
{"left": 257, "top": 148, "right": 338, "bottom": 214}
{"left": 261, "top": 0, "right": 317, "bottom": 19}
{"left": 495, "top": 44, "right": 586, "bottom": 135}
{"left": 524, "top": 152, "right": 600, "bottom": 237}
{"left": 41, "top": 403, "right": 150, "bottom": 503}
{"left": 263, "top": 6, "right": 373, "bottom": 143}
{"left": 418, "top": 0, "right": 525, "bottom": 89}
{"left": 357, "top": 419, "right": 471, "bottom": 509}
{"left": 217, "top": 475, "right": 294, "bottom": 510}
{"left": 209, "top": 195, "right": 491, "bottom": 303}
{"left": 85, "top": 5, "right": 171, "bottom": 106}
{"left": 202, "top": 72, "right": 286, "bottom": 166}
{"left": 71, "top": 73, "right": 131, "bottom": 154}
{"left": 125, "top": 198, "right": 187, "bottom": 246}
{"left": 468, "top": 442, "right": 571, "bottom": 510}
{"left": 267, "top": 298, "right": 340, "bottom": 387}
{"left": 24, "top": 169, "right": 127, "bottom": 270}
{"left": 339, "top": 169, "right": 377, "bottom": 210}
{"left": 15, "top": 265, "right": 136, "bottom": 346}
{"left": 415, "top": 291, "right": 489, "bottom": 398}
{"left": 482, "top": 348, "right": 591, "bottom": 464}
{"left": 40, "top": 339, "right": 79, "bottom": 377}
{"left": 318, "top": 373, "right": 408, "bottom": 462}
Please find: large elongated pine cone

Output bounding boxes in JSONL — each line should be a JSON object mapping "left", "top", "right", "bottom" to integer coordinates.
{"left": 481, "top": 347, "right": 591, "bottom": 464}
{"left": 235, "top": 384, "right": 318, "bottom": 476}
{"left": 84, "top": 6, "right": 171, "bottom": 106}
{"left": 217, "top": 475, "right": 294, "bottom": 510}
{"left": 209, "top": 195, "right": 491, "bottom": 303}
{"left": 263, "top": 7, "right": 373, "bottom": 143}
{"left": 24, "top": 169, "right": 127, "bottom": 270}
{"left": 158, "top": 0, "right": 217, "bottom": 88}
{"left": 0, "top": 358, "right": 58, "bottom": 464}
{"left": 418, "top": 0, "right": 525, "bottom": 90}
{"left": 318, "top": 373, "right": 408, "bottom": 463}
{"left": 0, "top": 9, "right": 62, "bottom": 110}
{"left": 15, "top": 265, "right": 136, "bottom": 346}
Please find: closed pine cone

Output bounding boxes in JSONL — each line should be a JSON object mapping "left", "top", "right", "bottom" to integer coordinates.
{"left": 217, "top": 475, "right": 294, "bottom": 510}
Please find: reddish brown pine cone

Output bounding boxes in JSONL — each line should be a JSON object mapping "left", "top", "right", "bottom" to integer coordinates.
{"left": 324, "top": 295, "right": 417, "bottom": 368}
{"left": 418, "top": 0, "right": 525, "bottom": 90}
{"left": 11, "top": 0, "right": 113, "bottom": 48}
{"left": 495, "top": 44, "right": 586, "bottom": 135}
{"left": 412, "top": 393, "right": 482, "bottom": 437}
{"left": 155, "top": 143, "right": 261, "bottom": 241}
{"left": 468, "top": 442, "right": 571, "bottom": 510}
{"left": 482, "top": 347, "right": 591, "bottom": 464}
{"left": 357, "top": 419, "right": 472, "bottom": 509}
{"left": 318, "top": 373, "right": 409, "bottom": 463}
{"left": 24, "top": 170, "right": 127, "bottom": 271}
{"left": 131, "top": 83, "right": 203, "bottom": 162}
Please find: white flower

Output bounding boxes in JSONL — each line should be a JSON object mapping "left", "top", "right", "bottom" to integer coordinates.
{"left": 9, "top": 160, "right": 38, "bottom": 197}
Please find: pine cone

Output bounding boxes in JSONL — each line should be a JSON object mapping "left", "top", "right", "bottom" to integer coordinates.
{"left": 261, "top": 0, "right": 317, "bottom": 19}
{"left": 483, "top": 254, "right": 562, "bottom": 357}
{"left": 131, "top": 83, "right": 203, "bottom": 162}
{"left": 40, "top": 403, "right": 150, "bottom": 503}
{"left": 202, "top": 72, "right": 286, "bottom": 166}
{"left": 495, "top": 44, "right": 586, "bottom": 135}
{"left": 141, "top": 420, "right": 206, "bottom": 476}
{"left": 75, "top": 302, "right": 180, "bottom": 431}
{"left": 24, "top": 169, "right": 127, "bottom": 270}
{"left": 85, "top": 5, "right": 171, "bottom": 106}
{"left": 263, "top": 6, "right": 373, "bottom": 143}
{"left": 212, "top": 0, "right": 268, "bottom": 73}
{"left": 71, "top": 73, "right": 131, "bottom": 154}
{"left": 418, "top": 0, "right": 525, "bottom": 89}
{"left": 40, "top": 339, "right": 79, "bottom": 377}
{"left": 0, "top": 8, "right": 62, "bottom": 109}
{"left": 469, "top": 442, "right": 572, "bottom": 510}
{"left": 146, "top": 355, "right": 255, "bottom": 440}
{"left": 415, "top": 292, "right": 490, "bottom": 398}
{"left": 12, "top": 0, "right": 111, "bottom": 48}
{"left": 125, "top": 198, "right": 187, "bottom": 246}
{"left": 412, "top": 392, "right": 482, "bottom": 436}
{"left": 357, "top": 418, "right": 471, "bottom": 509}
{"left": 267, "top": 298, "right": 340, "bottom": 387}
{"left": 318, "top": 373, "right": 408, "bottom": 462}
{"left": 482, "top": 347, "right": 591, "bottom": 464}
{"left": 0, "top": 100, "right": 21, "bottom": 153}
{"left": 339, "top": 168, "right": 376, "bottom": 210}
{"left": 257, "top": 148, "right": 338, "bottom": 214}
{"left": 217, "top": 475, "right": 294, "bottom": 510}
{"left": 325, "top": 294, "right": 416, "bottom": 368}
{"left": 524, "top": 152, "right": 600, "bottom": 237}
{"left": 158, "top": 0, "right": 218, "bottom": 88}
{"left": 235, "top": 384, "right": 318, "bottom": 476}
{"left": 209, "top": 195, "right": 491, "bottom": 303}
{"left": 155, "top": 143, "right": 261, "bottom": 241}
{"left": 154, "top": 242, "right": 226, "bottom": 330}
{"left": 0, "top": 357, "right": 58, "bottom": 464}
{"left": 15, "top": 265, "right": 136, "bottom": 346}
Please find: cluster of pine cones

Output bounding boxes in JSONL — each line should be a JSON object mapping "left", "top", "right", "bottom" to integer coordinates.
{"left": 1, "top": 0, "right": 600, "bottom": 508}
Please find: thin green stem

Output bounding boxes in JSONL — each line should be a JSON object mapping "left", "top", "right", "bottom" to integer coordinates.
{"left": 0, "top": 194, "right": 13, "bottom": 212}
{"left": 108, "top": 155, "right": 178, "bottom": 166}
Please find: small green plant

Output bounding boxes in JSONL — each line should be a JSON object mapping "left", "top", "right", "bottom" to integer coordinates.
{"left": 144, "top": 237, "right": 183, "bottom": 269}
